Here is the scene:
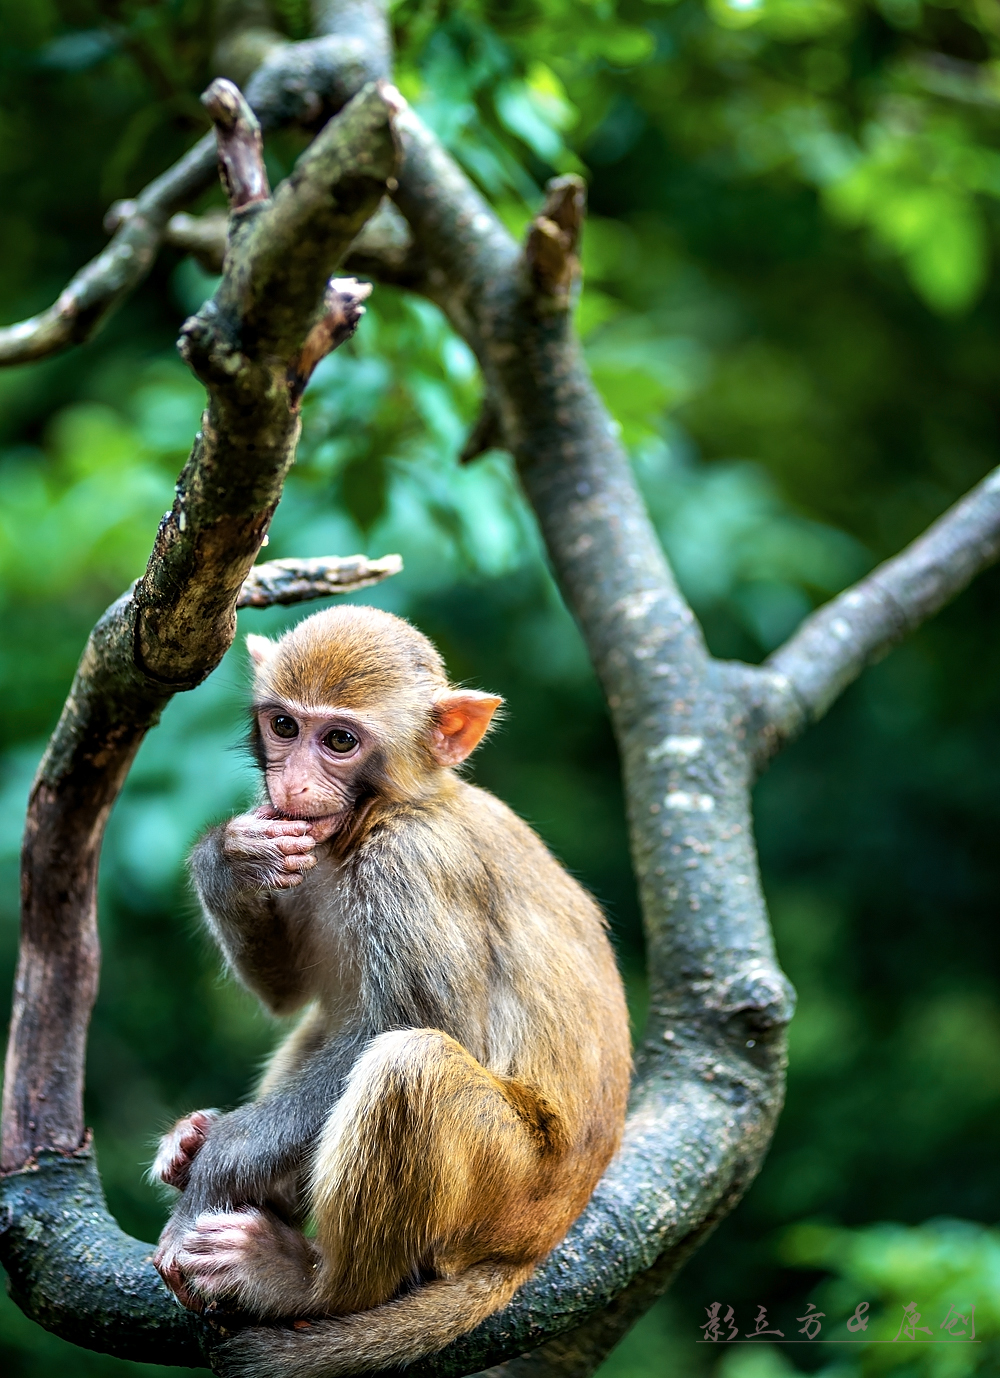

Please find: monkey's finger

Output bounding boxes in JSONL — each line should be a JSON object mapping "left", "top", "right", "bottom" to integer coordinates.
{"left": 176, "top": 1248, "right": 241, "bottom": 1277}
{"left": 181, "top": 1212, "right": 265, "bottom": 1258}
{"left": 269, "top": 872, "right": 304, "bottom": 888}
{"left": 191, "top": 1209, "right": 262, "bottom": 1233}
{"left": 282, "top": 852, "right": 317, "bottom": 873}
{"left": 261, "top": 820, "right": 313, "bottom": 837}
{"left": 272, "top": 834, "right": 316, "bottom": 855}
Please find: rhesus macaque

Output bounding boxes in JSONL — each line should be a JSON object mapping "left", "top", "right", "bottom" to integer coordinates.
{"left": 152, "top": 605, "right": 631, "bottom": 1378}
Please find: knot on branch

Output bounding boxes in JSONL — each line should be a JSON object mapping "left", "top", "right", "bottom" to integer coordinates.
{"left": 711, "top": 965, "right": 797, "bottom": 1045}
{"left": 525, "top": 174, "right": 586, "bottom": 310}
{"left": 202, "top": 78, "right": 271, "bottom": 211}
{"left": 289, "top": 277, "right": 373, "bottom": 399}
{"left": 176, "top": 300, "right": 248, "bottom": 387}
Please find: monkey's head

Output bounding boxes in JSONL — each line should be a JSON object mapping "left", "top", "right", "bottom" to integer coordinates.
{"left": 246, "top": 605, "right": 502, "bottom": 837}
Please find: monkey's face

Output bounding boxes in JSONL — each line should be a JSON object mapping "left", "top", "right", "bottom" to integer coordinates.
{"left": 255, "top": 702, "right": 379, "bottom": 839}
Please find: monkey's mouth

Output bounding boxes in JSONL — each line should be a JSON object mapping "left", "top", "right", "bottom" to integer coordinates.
{"left": 277, "top": 809, "right": 345, "bottom": 842}
{"left": 258, "top": 803, "right": 347, "bottom": 842}
{"left": 306, "top": 813, "right": 344, "bottom": 842}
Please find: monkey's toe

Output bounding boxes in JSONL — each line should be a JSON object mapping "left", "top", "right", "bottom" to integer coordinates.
{"left": 170, "top": 1210, "right": 319, "bottom": 1318}
{"left": 151, "top": 1108, "right": 220, "bottom": 1188}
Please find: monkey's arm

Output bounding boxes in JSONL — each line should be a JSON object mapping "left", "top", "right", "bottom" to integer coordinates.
{"left": 190, "top": 818, "right": 316, "bottom": 1012}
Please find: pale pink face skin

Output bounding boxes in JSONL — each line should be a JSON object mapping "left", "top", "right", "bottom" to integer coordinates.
{"left": 256, "top": 704, "right": 374, "bottom": 842}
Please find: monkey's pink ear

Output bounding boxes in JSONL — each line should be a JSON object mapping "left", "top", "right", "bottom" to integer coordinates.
{"left": 246, "top": 634, "right": 275, "bottom": 669}
{"left": 430, "top": 691, "right": 503, "bottom": 766}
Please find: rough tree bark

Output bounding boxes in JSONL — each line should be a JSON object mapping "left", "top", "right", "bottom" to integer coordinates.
{"left": 2, "top": 4, "right": 1000, "bottom": 1377}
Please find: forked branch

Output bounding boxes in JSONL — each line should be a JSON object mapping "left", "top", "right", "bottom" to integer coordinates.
{"left": 0, "top": 3, "right": 391, "bottom": 367}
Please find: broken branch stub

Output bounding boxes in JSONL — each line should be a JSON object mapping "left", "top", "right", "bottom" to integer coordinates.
{"left": 289, "top": 276, "right": 373, "bottom": 397}
{"left": 525, "top": 175, "right": 586, "bottom": 309}
{"left": 203, "top": 78, "right": 272, "bottom": 211}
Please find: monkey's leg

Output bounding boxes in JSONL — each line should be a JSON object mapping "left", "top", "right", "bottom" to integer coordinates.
{"left": 309, "top": 1027, "right": 565, "bottom": 1316}
{"left": 175, "top": 1029, "right": 561, "bottom": 1330}
{"left": 213, "top": 1029, "right": 561, "bottom": 1377}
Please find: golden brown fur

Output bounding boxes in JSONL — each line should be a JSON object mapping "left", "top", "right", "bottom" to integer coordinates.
{"left": 155, "top": 606, "right": 631, "bottom": 1378}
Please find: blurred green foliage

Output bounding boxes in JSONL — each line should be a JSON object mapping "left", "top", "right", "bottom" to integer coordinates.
{"left": 2, "top": 0, "right": 1000, "bottom": 1375}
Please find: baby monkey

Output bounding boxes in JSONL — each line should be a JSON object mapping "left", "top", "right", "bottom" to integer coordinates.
{"left": 153, "top": 605, "right": 630, "bottom": 1378}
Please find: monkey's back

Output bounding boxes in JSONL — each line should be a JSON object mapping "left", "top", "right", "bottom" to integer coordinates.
{"left": 340, "top": 777, "right": 631, "bottom": 1214}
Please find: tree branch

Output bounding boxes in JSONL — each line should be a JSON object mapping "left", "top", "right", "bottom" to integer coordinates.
{"left": 164, "top": 197, "right": 423, "bottom": 285}
{"left": 1, "top": 77, "right": 398, "bottom": 1175}
{"left": 0, "top": 1, "right": 391, "bottom": 368}
{"left": 236, "top": 552, "right": 402, "bottom": 607}
{"left": 752, "top": 463, "right": 1000, "bottom": 763}
{"left": 202, "top": 79, "right": 271, "bottom": 211}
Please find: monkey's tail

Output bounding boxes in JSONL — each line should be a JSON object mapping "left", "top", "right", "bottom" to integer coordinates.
{"left": 211, "top": 1261, "right": 534, "bottom": 1378}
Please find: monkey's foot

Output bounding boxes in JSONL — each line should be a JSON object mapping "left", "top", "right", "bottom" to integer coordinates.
{"left": 151, "top": 1109, "right": 221, "bottom": 1190}
{"left": 158, "top": 1209, "right": 320, "bottom": 1319}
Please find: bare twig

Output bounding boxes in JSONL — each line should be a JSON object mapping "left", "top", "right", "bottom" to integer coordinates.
{"left": 755, "top": 464, "right": 1000, "bottom": 760}
{"left": 202, "top": 78, "right": 271, "bottom": 210}
{"left": 164, "top": 210, "right": 229, "bottom": 274}
{"left": 236, "top": 553, "right": 402, "bottom": 607}
{"left": 165, "top": 196, "right": 422, "bottom": 284}
{"left": 0, "top": 133, "right": 217, "bottom": 366}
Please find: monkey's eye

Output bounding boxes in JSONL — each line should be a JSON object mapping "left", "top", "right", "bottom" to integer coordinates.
{"left": 271, "top": 715, "right": 299, "bottom": 739}
{"left": 324, "top": 728, "right": 358, "bottom": 754}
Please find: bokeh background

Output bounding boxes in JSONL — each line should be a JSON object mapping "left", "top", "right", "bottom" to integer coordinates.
{"left": 2, "top": 1, "right": 1000, "bottom": 1375}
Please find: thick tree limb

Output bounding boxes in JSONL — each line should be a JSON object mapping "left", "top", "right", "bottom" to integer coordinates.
{"left": 336, "top": 103, "right": 790, "bottom": 1378}
{"left": 0, "top": 78, "right": 399, "bottom": 1174}
{"left": 752, "top": 463, "right": 1000, "bottom": 763}
{"left": 0, "top": 1, "right": 391, "bottom": 368}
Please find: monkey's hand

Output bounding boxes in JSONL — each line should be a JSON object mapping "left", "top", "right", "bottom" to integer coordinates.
{"left": 154, "top": 1209, "right": 320, "bottom": 1318}
{"left": 222, "top": 811, "right": 318, "bottom": 890}
{"left": 150, "top": 1109, "right": 221, "bottom": 1191}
